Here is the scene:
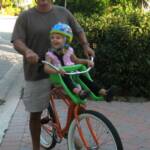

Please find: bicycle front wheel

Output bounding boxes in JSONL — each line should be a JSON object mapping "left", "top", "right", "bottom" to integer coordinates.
{"left": 68, "top": 110, "right": 123, "bottom": 150}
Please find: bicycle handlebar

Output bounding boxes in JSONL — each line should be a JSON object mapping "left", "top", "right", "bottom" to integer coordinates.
{"left": 42, "top": 57, "right": 94, "bottom": 75}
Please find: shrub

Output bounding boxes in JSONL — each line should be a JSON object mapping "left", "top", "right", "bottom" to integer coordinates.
{"left": 73, "top": 8, "right": 150, "bottom": 98}
{"left": 55, "top": 0, "right": 110, "bottom": 15}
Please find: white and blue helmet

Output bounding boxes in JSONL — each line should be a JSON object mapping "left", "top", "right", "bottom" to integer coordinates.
{"left": 50, "top": 23, "right": 73, "bottom": 43}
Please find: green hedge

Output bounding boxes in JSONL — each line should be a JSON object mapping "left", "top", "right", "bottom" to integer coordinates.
{"left": 73, "top": 8, "right": 150, "bottom": 98}
{"left": 55, "top": 0, "right": 110, "bottom": 15}
{"left": 55, "top": 0, "right": 147, "bottom": 15}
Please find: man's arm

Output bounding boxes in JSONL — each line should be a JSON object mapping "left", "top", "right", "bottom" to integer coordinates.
{"left": 11, "top": 11, "right": 39, "bottom": 64}
{"left": 65, "top": 8, "right": 95, "bottom": 58}
{"left": 13, "top": 39, "right": 39, "bottom": 64}
{"left": 77, "top": 32, "right": 95, "bottom": 58}
{"left": 13, "top": 39, "right": 31, "bottom": 55}
{"left": 71, "top": 53, "right": 94, "bottom": 68}
{"left": 71, "top": 53, "right": 88, "bottom": 65}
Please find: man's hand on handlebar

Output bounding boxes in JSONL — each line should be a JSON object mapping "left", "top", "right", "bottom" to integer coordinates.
{"left": 83, "top": 46, "right": 95, "bottom": 59}
{"left": 25, "top": 49, "right": 39, "bottom": 64}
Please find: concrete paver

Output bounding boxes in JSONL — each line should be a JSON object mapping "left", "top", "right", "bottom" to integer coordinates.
{"left": 0, "top": 16, "right": 24, "bottom": 144}
{"left": 0, "top": 16, "right": 20, "bottom": 100}
{"left": 0, "top": 50, "right": 22, "bottom": 80}
{"left": 0, "top": 99, "right": 150, "bottom": 150}
{"left": 0, "top": 70, "right": 24, "bottom": 144}
{"left": 0, "top": 50, "right": 22, "bottom": 99}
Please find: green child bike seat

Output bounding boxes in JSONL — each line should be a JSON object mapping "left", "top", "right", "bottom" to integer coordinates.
{"left": 49, "top": 64, "right": 104, "bottom": 104}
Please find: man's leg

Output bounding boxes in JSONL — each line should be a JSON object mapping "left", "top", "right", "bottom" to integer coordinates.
{"left": 30, "top": 112, "right": 42, "bottom": 150}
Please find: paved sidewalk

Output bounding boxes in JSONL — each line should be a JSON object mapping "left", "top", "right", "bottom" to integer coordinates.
{"left": 0, "top": 50, "right": 22, "bottom": 99}
{"left": 0, "top": 98, "right": 150, "bottom": 150}
{"left": 0, "top": 15, "right": 24, "bottom": 143}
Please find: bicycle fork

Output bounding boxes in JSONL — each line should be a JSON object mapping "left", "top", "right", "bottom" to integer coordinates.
{"left": 74, "top": 106, "right": 100, "bottom": 150}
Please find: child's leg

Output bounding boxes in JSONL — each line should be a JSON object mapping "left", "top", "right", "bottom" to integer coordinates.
{"left": 62, "top": 75, "right": 89, "bottom": 99}
{"left": 79, "top": 75, "right": 114, "bottom": 101}
{"left": 79, "top": 75, "right": 107, "bottom": 96}
{"left": 61, "top": 75, "right": 78, "bottom": 92}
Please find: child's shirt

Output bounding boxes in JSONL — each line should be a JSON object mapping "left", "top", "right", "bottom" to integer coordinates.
{"left": 46, "top": 47, "right": 75, "bottom": 67}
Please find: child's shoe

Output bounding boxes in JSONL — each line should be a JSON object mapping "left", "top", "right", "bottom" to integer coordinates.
{"left": 105, "top": 88, "right": 113, "bottom": 102}
{"left": 105, "top": 85, "right": 119, "bottom": 102}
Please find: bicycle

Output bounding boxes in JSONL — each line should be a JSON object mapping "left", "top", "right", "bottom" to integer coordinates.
{"left": 40, "top": 58, "right": 123, "bottom": 150}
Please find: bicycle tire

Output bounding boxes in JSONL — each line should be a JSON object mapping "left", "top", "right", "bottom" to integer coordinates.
{"left": 68, "top": 110, "right": 123, "bottom": 150}
{"left": 40, "top": 107, "right": 57, "bottom": 149}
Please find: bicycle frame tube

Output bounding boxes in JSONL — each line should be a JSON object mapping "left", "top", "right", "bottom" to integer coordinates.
{"left": 49, "top": 87, "right": 86, "bottom": 139}
{"left": 74, "top": 106, "right": 90, "bottom": 149}
{"left": 74, "top": 106, "right": 100, "bottom": 149}
{"left": 86, "top": 118, "right": 100, "bottom": 145}
{"left": 50, "top": 95, "right": 63, "bottom": 138}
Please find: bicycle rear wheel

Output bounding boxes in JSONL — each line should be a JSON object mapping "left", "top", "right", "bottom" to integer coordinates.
{"left": 40, "top": 107, "right": 57, "bottom": 149}
{"left": 68, "top": 110, "right": 123, "bottom": 150}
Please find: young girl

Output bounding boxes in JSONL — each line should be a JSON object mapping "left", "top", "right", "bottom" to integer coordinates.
{"left": 44, "top": 23, "right": 113, "bottom": 101}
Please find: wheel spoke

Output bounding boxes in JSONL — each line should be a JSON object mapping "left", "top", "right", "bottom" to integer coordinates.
{"left": 68, "top": 110, "right": 123, "bottom": 150}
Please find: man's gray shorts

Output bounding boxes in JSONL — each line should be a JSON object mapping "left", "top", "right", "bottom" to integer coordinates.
{"left": 22, "top": 79, "right": 51, "bottom": 112}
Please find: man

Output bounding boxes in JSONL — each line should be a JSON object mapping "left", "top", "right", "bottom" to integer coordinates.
{"left": 11, "top": 0, "right": 95, "bottom": 150}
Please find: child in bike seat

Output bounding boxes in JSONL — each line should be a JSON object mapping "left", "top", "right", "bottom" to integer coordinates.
{"left": 44, "top": 23, "right": 113, "bottom": 101}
